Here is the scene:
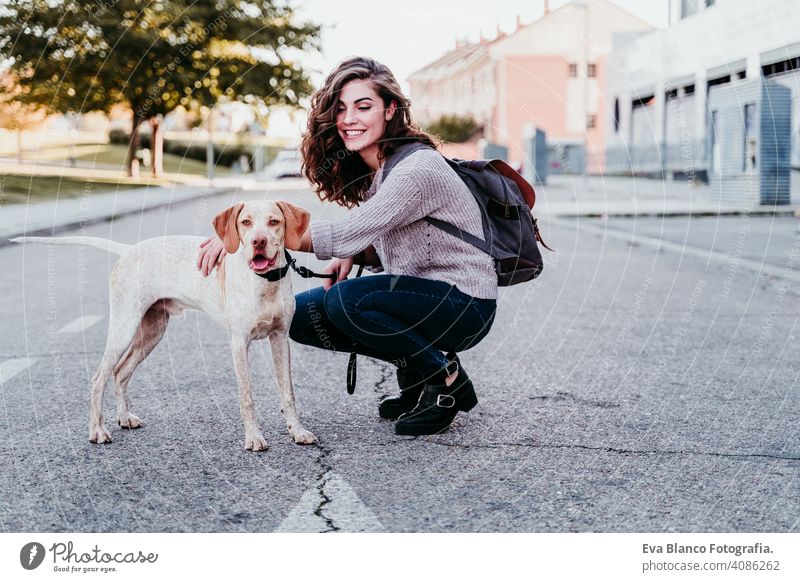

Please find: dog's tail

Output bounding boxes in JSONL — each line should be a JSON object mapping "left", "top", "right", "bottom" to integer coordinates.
{"left": 10, "top": 236, "right": 130, "bottom": 255}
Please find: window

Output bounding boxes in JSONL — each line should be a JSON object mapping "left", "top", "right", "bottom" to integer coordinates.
{"left": 762, "top": 57, "right": 800, "bottom": 78}
{"left": 613, "top": 98, "right": 620, "bottom": 133}
{"left": 632, "top": 95, "right": 655, "bottom": 110}
{"left": 569, "top": 63, "right": 577, "bottom": 78}
{"left": 587, "top": 114, "right": 597, "bottom": 129}
{"left": 587, "top": 63, "right": 596, "bottom": 78}
{"left": 681, "top": 0, "right": 699, "bottom": 19}
{"left": 707, "top": 75, "right": 731, "bottom": 93}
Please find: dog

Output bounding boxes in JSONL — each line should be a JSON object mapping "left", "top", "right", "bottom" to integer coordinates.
{"left": 12, "top": 200, "right": 317, "bottom": 451}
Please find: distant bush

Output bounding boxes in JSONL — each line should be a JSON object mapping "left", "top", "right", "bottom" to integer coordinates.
{"left": 108, "top": 128, "right": 128, "bottom": 144}
{"left": 108, "top": 128, "right": 151, "bottom": 148}
{"left": 425, "top": 115, "right": 480, "bottom": 143}
{"left": 107, "top": 129, "right": 283, "bottom": 168}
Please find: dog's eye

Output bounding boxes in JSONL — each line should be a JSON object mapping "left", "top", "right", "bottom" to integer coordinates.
{"left": 241, "top": 219, "right": 252, "bottom": 226}
{"left": 269, "top": 219, "right": 280, "bottom": 226}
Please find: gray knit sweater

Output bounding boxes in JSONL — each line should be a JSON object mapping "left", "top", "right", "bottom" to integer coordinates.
{"left": 310, "top": 147, "right": 498, "bottom": 300}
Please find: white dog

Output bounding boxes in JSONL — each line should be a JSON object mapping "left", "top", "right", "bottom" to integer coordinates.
{"left": 13, "top": 200, "right": 317, "bottom": 451}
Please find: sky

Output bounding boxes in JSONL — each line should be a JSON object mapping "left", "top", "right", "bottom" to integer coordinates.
{"left": 270, "top": 0, "right": 671, "bottom": 138}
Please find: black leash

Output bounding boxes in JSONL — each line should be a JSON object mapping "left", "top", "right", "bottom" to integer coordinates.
{"left": 253, "top": 249, "right": 365, "bottom": 395}
{"left": 254, "top": 249, "right": 338, "bottom": 282}
{"left": 347, "top": 253, "right": 365, "bottom": 394}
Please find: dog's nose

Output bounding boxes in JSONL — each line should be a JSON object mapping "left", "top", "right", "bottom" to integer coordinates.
{"left": 251, "top": 234, "right": 268, "bottom": 248}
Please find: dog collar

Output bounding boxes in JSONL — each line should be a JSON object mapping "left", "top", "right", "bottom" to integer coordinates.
{"left": 254, "top": 250, "right": 336, "bottom": 282}
{"left": 252, "top": 249, "right": 292, "bottom": 282}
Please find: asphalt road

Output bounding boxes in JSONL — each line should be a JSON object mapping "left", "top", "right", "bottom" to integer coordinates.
{"left": 1, "top": 187, "right": 798, "bottom": 532}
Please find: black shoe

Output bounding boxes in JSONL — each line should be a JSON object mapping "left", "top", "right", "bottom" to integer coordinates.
{"left": 378, "top": 367, "right": 426, "bottom": 419}
{"left": 394, "top": 361, "right": 478, "bottom": 436}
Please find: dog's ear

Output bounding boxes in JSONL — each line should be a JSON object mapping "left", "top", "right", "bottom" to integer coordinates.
{"left": 275, "top": 200, "right": 310, "bottom": 251}
{"left": 212, "top": 202, "right": 245, "bottom": 254}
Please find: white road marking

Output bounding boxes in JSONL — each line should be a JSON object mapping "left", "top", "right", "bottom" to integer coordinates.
{"left": 274, "top": 471, "right": 385, "bottom": 533}
{"left": 0, "top": 358, "right": 37, "bottom": 386}
{"left": 57, "top": 314, "right": 104, "bottom": 334}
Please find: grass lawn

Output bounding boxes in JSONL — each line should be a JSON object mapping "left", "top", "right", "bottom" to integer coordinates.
{"left": 38, "top": 143, "right": 229, "bottom": 176}
{"left": 0, "top": 173, "right": 148, "bottom": 205}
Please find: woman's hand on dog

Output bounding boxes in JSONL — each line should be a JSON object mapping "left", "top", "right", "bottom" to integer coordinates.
{"left": 323, "top": 257, "right": 354, "bottom": 290}
{"left": 198, "top": 236, "right": 227, "bottom": 277}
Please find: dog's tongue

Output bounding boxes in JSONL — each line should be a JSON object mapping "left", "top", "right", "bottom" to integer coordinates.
{"left": 250, "top": 254, "right": 276, "bottom": 271}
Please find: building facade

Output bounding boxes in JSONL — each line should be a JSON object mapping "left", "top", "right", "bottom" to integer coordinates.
{"left": 407, "top": 0, "right": 653, "bottom": 172}
{"left": 606, "top": 0, "right": 800, "bottom": 180}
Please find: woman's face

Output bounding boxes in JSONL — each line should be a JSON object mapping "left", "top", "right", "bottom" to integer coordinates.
{"left": 335, "top": 79, "right": 396, "bottom": 153}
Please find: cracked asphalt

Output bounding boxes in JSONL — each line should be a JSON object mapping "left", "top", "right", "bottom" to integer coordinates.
{"left": 1, "top": 187, "right": 798, "bottom": 532}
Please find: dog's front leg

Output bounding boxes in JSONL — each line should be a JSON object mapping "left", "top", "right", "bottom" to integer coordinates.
{"left": 230, "top": 337, "right": 268, "bottom": 451}
{"left": 269, "top": 330, "right": 317, "bottom": 445}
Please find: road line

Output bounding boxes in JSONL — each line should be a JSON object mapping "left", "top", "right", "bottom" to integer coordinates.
{"left": 0, "top": 358, "right": 37, "bottom": 386}
{"left": 57, "top": 315, "right": 104, "bottom": 334}
{"left": 553, "top": 217, "right": 798, "bottom": 282}
{"left": 274, "top": 471, "right": 385, "bottom": 533}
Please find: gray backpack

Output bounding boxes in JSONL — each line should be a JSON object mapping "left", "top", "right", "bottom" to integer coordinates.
{"left": 382, "top": 142, "right": 552, "bottom": 285}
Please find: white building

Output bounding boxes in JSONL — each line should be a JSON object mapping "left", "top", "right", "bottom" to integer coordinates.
{"left": 606, "top": 0, "right": 800, "bottom": 180}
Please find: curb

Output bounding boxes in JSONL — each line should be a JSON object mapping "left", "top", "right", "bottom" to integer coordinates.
{"left": 0, "top": 186, "right": 237, "bottom": 248}
{"left": 545, "top": 209, "right": 800, "bottom": 219}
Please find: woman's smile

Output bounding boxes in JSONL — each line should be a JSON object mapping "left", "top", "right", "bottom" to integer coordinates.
{"left": 342, "top": 128, "right": 367, "bottom": 140}
{"left": 335, "top": 79, "right": 395, "bottom": 164}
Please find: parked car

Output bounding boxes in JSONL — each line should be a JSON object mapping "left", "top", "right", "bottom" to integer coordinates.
{"left": 262, "top": 149, "right": 303, "bottom": 179}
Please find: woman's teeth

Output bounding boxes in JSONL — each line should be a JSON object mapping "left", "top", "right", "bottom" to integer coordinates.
{"left": 344, "top": 130, "right": 365, "bottom": 137}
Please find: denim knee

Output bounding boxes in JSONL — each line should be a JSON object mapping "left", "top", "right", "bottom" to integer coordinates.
{"left": 289, "top": 287, "right": 323, "bottom": 343}
{"left": 321, "top": 284, "right": 353, "bottom": 329}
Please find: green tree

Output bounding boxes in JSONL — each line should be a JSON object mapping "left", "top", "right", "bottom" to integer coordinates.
{"left": 0, "top": 0, "right": 319, "bottom": 177}
{"left": 425, "top": 114, "right": 481, "bottom": 144}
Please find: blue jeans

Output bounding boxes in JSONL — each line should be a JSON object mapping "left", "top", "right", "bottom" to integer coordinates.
{"left": 289, "top": 275, "right": 497, "bottom": 379}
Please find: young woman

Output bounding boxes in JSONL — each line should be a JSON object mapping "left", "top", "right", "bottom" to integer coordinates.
{"left": 199, "top": 56, "right": 497, "bottom": 435}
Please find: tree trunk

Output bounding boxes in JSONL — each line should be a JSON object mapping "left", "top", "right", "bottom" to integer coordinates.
{"left": 150, "top": 116, "right": 164, "bottom": 178}
{"left": 127, "top": 113, "right": 143, "bottom": 178}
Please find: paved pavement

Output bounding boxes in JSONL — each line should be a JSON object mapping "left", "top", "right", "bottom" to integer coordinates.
{"left": 0, "top": 176, "right": 798, "bottom": 532}
{"left": 537, "top": 174, "right": 800, "bottom": 217}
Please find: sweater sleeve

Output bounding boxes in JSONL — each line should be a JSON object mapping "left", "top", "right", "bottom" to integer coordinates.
{"left": 310, "top": 152, "right": 436, "bottom": 260}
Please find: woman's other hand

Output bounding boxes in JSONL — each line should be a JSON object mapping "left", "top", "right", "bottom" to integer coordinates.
{"left": 197, "top": 236, "right": 227, "bottom": 277}
{"left": 323, "top": 256, "right": 354, "bottom": 290}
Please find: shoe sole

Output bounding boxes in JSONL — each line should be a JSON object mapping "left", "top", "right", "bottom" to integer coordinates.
{"left": 395, "top": 420, "right": 455, "bottom": 436}
{"left": 379, "top": 408, "right": 406, "bottom": 420}
{"left": 394, "top": 394, "right": 478, "bottom": 436}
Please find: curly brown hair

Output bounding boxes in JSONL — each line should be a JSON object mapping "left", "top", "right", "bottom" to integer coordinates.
{"left": 301, "top": 56, "right": 438, "bottom": 208}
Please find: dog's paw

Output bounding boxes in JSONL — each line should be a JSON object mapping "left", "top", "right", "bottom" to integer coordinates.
{"left": 244, "top": 433, "right": 269, "bottom": 452}
{"left": 89, "top": 426, "right": 112, "bottom": 444}
{"left": 291, "top": 428, "right": 318, "bottom": 445}
{"left": 118, "top": 413, "right": 144, "bottom": 429}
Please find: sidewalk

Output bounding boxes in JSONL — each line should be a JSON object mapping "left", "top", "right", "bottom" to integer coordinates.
{"left": 537, "top": 174, "right": 800, "bottom": 217}
{"left": 0, "top": 182, "right": 239, "bottom": 246}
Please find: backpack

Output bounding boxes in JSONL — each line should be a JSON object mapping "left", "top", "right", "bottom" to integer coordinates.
{"left": 381, "top": 142, "right": 552, "bottom": 285}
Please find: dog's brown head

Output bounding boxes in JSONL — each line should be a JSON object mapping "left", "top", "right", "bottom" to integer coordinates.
{"left": 212, "top": 200, "right": 310, "bottom": 274}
